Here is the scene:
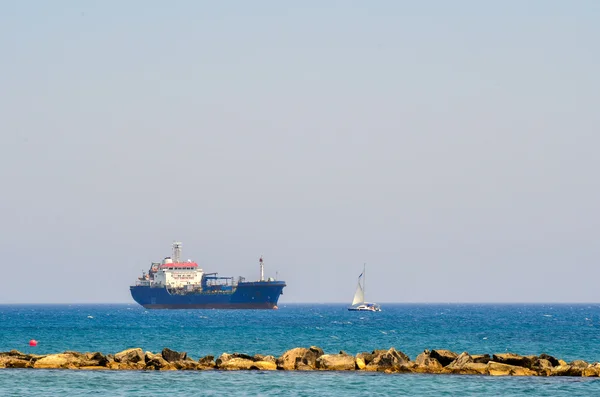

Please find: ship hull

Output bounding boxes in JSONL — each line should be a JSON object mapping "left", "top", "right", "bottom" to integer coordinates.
{"left": 130, "top": 281, "right": 286, "bottom": 310}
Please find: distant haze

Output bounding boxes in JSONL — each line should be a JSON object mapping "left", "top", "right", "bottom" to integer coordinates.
{"left": 1, "top": 1, "right": 598, "bottom": 304}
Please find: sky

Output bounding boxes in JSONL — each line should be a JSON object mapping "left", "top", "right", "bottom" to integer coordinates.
{"left": 0, "top": 1, "right": 599, "bottom": 304}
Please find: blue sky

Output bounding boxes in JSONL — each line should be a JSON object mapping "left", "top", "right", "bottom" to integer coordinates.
{"left": 1, "top": 1, "right": 599, "bottom": 303}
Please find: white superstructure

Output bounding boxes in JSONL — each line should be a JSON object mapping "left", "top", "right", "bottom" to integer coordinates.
{"left": 145, "top": 242, "right": 204, "bottom": 289}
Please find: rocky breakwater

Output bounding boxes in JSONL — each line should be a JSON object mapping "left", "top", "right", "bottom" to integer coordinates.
{"left": 2, "top": 347, "right": 600, "bottom": 377}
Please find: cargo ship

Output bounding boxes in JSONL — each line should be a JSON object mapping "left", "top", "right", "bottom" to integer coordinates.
{"left": 130, "top": 242, "right": 286, "bottom": 309}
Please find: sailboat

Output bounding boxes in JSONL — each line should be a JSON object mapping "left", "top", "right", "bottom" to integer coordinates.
{"left": 348, "top": 264, "right": 381, "bottom": 312}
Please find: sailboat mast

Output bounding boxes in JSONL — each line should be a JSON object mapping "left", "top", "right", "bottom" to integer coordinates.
{"left": 363, "top": 263, "right": 366, "bottom": 300}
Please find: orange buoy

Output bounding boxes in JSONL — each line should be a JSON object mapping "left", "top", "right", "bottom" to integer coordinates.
{"left": 29, "top": 339, "right": 38, "bottom": 347}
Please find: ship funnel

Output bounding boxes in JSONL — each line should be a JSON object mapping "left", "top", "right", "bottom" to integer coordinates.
{"left": 172, "top": 241, "right": 182, "bottom": 263}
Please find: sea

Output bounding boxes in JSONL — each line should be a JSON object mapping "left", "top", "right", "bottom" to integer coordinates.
{"left": 1, "top": 303, "right": 600, "bottom": 396}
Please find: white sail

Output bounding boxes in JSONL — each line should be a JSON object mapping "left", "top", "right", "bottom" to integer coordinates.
{"left": 351, "top": 278, "right": 365, "bottom": 305}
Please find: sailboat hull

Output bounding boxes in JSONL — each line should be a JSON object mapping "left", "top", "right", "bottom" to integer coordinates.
{"left": 348, "top": 303, "right": 381, "bottom": 312}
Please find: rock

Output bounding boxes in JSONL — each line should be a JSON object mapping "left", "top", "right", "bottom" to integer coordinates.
{"left": 253, "top": 354, "right": 276, "bottom": 364}
{"left": 365, "top": 348, "right": 411, "bottom": 371}
{"left": 457, "top": 363, "right": 489, "bottom": 375}
{"left": 310, "top": 346, "right": 324, "bottom": 358}
{"left": 218, "top": 357, "right": 257, "bottom": 370}
{"left": 539, "top": 353, "right": 560, "bottom": 367}
{"left": 162, "top": 348, "right": 187, "bottom": 363}
{"left": 299, "top": 351, "right": 319, "bottom": 369}
{"left": 583, "top": 363, "right": 600, "bottom": 377}
{"left": 430, "top": 350, "right": 458, "bottom": 367}
{"left": 0, "top": 357, "right": 33, "bottom": 368}
{"left": 550, "top": 364, "right": 583, "bottom": 376}
{"left": 33, "top": 353, "right": 82, "bottom": 369}
{"left": 198, "top": 355, "right": 215, "bottom": 369}
{"left": 249, "top": 361, "right": 277, "bottom": 371}
{"left": 215, "top": 353, "right": 233, "bottom": 367}
{"left": 472, "top": 354, "right": 491, "bottom": 364}
{"left": 570, "top": 360, "right": 589, "bottom": 368}
{"left": 215, "top": 353, "right": 274, "bottom": 370}
{"left": 446, "top": 352, "right": 473, "bottom": 369}
{"left": 356, "top": 351, "right": 380, "bottom": 366}
{"left": 492, "top": 353, "right": 535, "bottom": 369}
{"left": 355, "top": 356, "right": 366, "bottom": 370}
{"left": 145, "top": 352, "right": 170, "bottom": 370}
{"left": 0, "top": 350, "right": 43, "bottom": 362}
{"left": 442, "top": 353, "right": 488, "bottom": 375}
{"left": 231, "top": 353, "right": 256, "bottom": 361}
{"left": 84, "top": 352, "right": 109, "bottom": 367}
{"left": 558, "top": 359, "right": 568, "bottom": 366}
{"left": 172, "top": 359, "right": 200, "bottom": 371}
{"left": 549, "top": 360, "right": 588, "bottom": 377}
{"left": 261, "top": 355, "right": 277, "bottom": 364}
{"left": 532, "top": 358, "right": 553, "bottom": 376}
{"left": 414, "top": 350, "right": 443, "bottom": 373}
{"left": 487, "top": 361, "right": 536, "bottom": 376}
{"left": 114, "top": 348, "right": 145, "bottom": 364}
{"left": 316, "top": 354, "right": 356, "bottom": 371}
{"left": 276, "top": 348, "right": 318, "bottom": 370}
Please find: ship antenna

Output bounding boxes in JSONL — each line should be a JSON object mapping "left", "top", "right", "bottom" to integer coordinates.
{"left": 259, "top": 255, "right": 264, "bottom": 281}
{"left": 173, "top": 241, "right": 182, "bottom": 263}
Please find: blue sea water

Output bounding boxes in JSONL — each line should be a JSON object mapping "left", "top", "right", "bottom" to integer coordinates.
{"left": 1, "top": 303, "right": 600, "bottom": 395}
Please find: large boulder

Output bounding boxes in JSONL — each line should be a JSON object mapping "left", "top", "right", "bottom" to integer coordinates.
{"left": 492, "top": 353, "right": 536, "bottom": 369}
{"left": 145, "top": 352, "right": 171, "bottom": 370}
{"left": 430, "top": 349, "right": 458, "bottom": 367}
{"left": 439, "top": 352, "right": 488, "bottom": 375}
{"left": 276, "top": 347, "right": 321, "bottom": 370}
{"left": 549, "top": 360, "right": 590, "bottom": 377}
{"left": 532, "top": 359, "right": 554, "bottom": 376}
{"left": 356, "top": 350, "right": 386, "bottom": 366}
{"left": 198, "top": 355, "right": 215, "bottom": 369}
{"left": 216, "top": 354, "right": 255, "bottom": 370}
{"left": 487, "top": 361, "right": 536, "bottom": 376}
{"left": 355, "top": 356, "right": 366, "bottom": 370}
{"left": 162, "top": 348, "right": 187, "bottom": 363}
{"left": 570, "top": 360, "right": 590, "bottom": 368}
{"left": 446, "top": 352, "right": 473, "bottom": 369}
{"left": 0, "top": 356, "right": 34, "bottom": 368}
{"left": 220, "top": 358, "right": 255, "bottom": 370}
{"left": 583, "top": 363, "right": 600, "bottom": 377}
{"left": 539, "top": 353, "right": 560, "bottom": 367}
{"left": 472, "top": 354, "right": 491, "bottom": 364}
{"left": 215, "top": 353, "right": 276, "bottom": 371}
{"left": 33, "top": 353, "right": 82, "bottom": 369}
{"left": 84, "top": 352, "right": 109, "bottom": 367}
{"left": 0, "top": 350, "right": 43, "bottom": 362}
{"left": 255, "top": 355, "right": 276, "bottom": 364}
{"left": 414, "top": 350, "right": 443, "bottom": 373}
{"left": 249, "top": 361, "right": 277, "bottom": 371}
{"left": 114, "top": 348, "right": 145, "bottom": 364}
{"left": 365, "top": 348, "right": 411, "bottom": 371}
{"left": 310, "top": 346, "right": 324, "bottom": 357}
{"left": 550, "top": 364, "right": 584, "bottom": 377}
{"left": 316, "top": 354, "right": 356, "bottom": 371}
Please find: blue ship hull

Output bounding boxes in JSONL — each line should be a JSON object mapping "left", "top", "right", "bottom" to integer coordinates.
{"left": 130, "top": 281, "right": 286, "bottom": 309}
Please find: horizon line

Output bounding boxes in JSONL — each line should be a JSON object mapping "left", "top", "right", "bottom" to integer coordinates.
{"left": 0, "top": 301, "right": 599, "bottom": 305}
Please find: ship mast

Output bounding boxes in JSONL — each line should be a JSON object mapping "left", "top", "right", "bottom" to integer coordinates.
{"left": 259, "top": 256, "right": 264, "bottom": 281}
{"left": 363, "top": 263, "right": 366, "bottom": 299}
{"left": 173, "top": 241, "right": 182, "bottom": 263}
